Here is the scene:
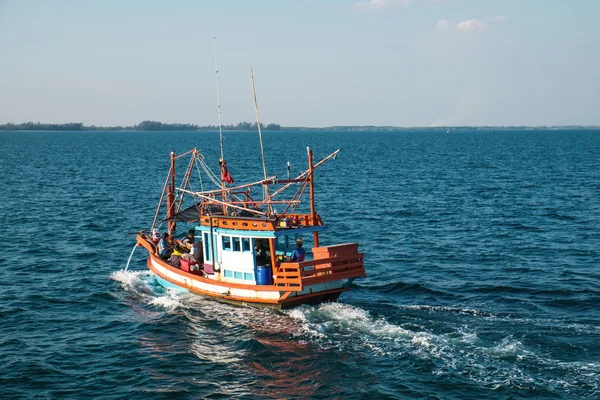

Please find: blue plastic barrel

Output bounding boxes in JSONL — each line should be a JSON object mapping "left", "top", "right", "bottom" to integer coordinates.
{"left": 256, "top": 266, "right": 273, "bottom": 285}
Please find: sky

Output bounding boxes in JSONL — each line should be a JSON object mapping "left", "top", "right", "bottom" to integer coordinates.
{"left": 1, "top": 0, "right": 599, "bottom": 127}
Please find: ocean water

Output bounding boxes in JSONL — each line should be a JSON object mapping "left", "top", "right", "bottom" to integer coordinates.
{"left": 1, "top": 129, "right": 599, "bottom": 399}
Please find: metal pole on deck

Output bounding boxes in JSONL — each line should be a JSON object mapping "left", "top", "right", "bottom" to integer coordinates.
{"left": 307, "top": 147, "right": 319, "bottom": 247}
{"left": 167, "top": 151, "right": 176, "bottom": 233}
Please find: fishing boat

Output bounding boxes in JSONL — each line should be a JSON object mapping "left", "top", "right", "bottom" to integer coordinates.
{"left": 134, "top": 145, "right": 366, "bottom": 309}
{"left": 131, "top": 59, "right": 365, "bottom": 309}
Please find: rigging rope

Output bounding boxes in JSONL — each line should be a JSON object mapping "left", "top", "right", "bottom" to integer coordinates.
{"left": 194, "top": 155, "right": 205, "bottom": 192}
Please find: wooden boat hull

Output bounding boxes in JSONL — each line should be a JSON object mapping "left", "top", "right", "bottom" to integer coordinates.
{"left": 152, "top": 273, "right": 343, "bottom": 310}
{"left": 145, "top": 252, "right": 349, "bottom": 310}
{"left": 138, "top": 233, "right": 364, "bottom": 309}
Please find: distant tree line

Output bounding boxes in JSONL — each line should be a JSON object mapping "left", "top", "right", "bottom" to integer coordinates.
{"left": 0, "top": 122, "right": 85, "bottom": 131}
{"left": 133, "top": 120, "right": 282, "bottom": 131}
{"left": 0, "top": 121, "right": 282, "bottom": 131}
{"left": 1, "top": 121, "right": 597, "bottom": 132}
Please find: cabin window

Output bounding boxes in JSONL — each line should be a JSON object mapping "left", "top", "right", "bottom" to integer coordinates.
{"left": 244, "top": 272, "right": 253, "bottom": 281}
{"left": 234, "top": 271, "right": 243, "bottom": 280}
{"left": 203, "top": 233, "right": 211, "bottom": 261}
{"left": 222, "top": 236, "right": 231, "bottom": 251}
{"left": 233, "top": 237, "right": 241, "bottom": 252}
{"left": 224, "top": 270, "right": 233, "bottom": 278}
{"left": 242, "top": 238, "right": 251, "bottom": 252}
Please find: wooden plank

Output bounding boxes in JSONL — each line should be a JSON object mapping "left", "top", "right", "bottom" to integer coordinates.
{"left": 301, "top": 262, "right": 364, "bottom": 277}
{"left": 302, "top": 269, "right": 366, "bottom": 286}
{"left": 296, "top": 253, "right": 364, "bottom": 268}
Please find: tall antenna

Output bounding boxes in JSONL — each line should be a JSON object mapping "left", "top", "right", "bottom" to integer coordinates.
{"left": 250, "top": 67, "right": 271, "bottom": 215}
{"left": 250, "top": 67, "right": 268, "bottom": 181}
{"left": 213, "top": 37, "right": 224, "bottom": 160}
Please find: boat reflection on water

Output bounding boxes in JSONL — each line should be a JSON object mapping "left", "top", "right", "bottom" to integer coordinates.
{"left": 184, "top": 306, "right": 331, "bottom": 398}
{"left": 112, "top": 269, "right": 361, "bottom": 397}
{"left": 247, "top": 336, "right": 338, "bottom": 399}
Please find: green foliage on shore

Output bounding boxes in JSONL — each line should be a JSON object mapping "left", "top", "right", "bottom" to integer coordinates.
{"left": 0, "top": 121, "right": 282, "bottom": 131}
{"left": 0, "top": 121, "right": 598, "bottom": 132}
{"left": 0, "top": 122, "right": 86, "bottom": 131}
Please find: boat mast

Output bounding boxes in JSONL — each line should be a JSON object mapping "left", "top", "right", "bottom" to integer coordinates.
{"left": 214, "top": 37, "right": 224, "bottom": 161}
{"left": 214, "top": 37, "right": 227, "bottom": 213}
{"left": 167, "top": 151, "right": 176, "bottom": 233}
{"left": 250, "top": 67, "right": 272, "bottom": 215}
{"left": 307, "top": 147, "right": 319, "bottom": 247}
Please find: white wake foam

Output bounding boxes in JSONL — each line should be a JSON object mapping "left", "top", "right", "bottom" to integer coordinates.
{"left": 285, "top": 302, "right": 600, "bottom": 395}
{"left": 149, "top": 290, "right": 186, "bottom": 310}
{"left": 287, "top": 302, "right": 445, "bottom": 356}
{"left": 110, "top": 270, "right": 154, "bottom": 294}
{"left": 110, "top": 270, "right": 188, "bottom": 310}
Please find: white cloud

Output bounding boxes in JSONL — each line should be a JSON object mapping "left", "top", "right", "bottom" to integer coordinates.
{"left": 355, "top": 0, "right": 413, "bottom": 11}
{"left": 456, "top": 19, "right": 488, "bottom": 32}
{"left": 435, "top": 19, "right": 451, "bottom": 31}
{"left": 434, "top": 16, "right": 506, "bottom": 33}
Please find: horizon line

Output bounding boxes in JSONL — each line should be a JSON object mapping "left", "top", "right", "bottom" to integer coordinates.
{"left": 1, "top": 121, "right": 600, "bottom": 131}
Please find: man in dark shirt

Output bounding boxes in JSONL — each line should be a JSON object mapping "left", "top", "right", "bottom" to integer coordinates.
{"left": 182, "top": 229, "right": 195, "bottom": 247}
{"left": 192, "top": 240, "right": 204, "bottom": 266}
{"left": 254, "top": 239, "right": 270, "bottom": 266}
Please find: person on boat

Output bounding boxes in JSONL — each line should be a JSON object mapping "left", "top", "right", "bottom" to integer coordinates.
{"left": 168, "top": 249, "right": 183, "bottom": 268}
{"left": 151, "top": 229, "right": 161, "bottom": 244}
{"left": 192, "top": 240, "right": 204, "bottom": 267}
{"left": 181, "top": 229, "right": 195, "bottom": 248}
{"left": 158, "top": 232, "right": 175, "bottom": 259}
{"left": 255, "top": 239, "right": 270, "bottom": 266}
{"left": 290, "top": 238, "right": 305, "bottom": 262}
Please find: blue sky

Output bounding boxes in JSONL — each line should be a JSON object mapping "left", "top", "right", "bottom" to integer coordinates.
{"left": 1, "top": 0, "right": 598, "bottom": 127}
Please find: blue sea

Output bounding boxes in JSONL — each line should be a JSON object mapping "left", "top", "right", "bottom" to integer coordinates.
{"left": 1, "top": 129, "right": 599, "bottom": 399}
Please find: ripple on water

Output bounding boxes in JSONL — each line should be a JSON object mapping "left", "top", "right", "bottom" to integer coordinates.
{"left": 1, "top": 130, "right": 600, "bottom": 399}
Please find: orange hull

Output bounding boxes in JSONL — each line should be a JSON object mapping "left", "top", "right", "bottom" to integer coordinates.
{"left": 137, "top": 234, "right": 364, "bottom": 309}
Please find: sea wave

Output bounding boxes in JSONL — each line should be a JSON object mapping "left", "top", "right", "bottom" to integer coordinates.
{"left": 286, "top": 302, "right": 600, "bottom": 396}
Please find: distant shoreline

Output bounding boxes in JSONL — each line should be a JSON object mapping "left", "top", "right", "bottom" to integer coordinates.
{"left": 1, "top": 121, "right": 599, "bottom": 132}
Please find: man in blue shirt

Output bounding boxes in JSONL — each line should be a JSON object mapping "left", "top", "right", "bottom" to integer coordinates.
{"left": 290, "top": 238, "right": 305, "bottom": 262}
{"left": 158, "top": 232, "right": 174, "bottom": 259}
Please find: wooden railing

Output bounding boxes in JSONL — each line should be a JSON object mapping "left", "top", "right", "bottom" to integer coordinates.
{"left": 198, "top": 213, "right": 323, "bottom": 231}
{"left": 200, "top": 216, "right": 277, "bottom": 231}
{"left": 277, "top": 213, "right": 323, "bottom": 227}
{"left": 273, "top": 252, "right": 365, "bottom": 290}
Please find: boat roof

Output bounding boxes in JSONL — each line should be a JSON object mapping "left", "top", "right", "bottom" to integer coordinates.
{"left": 194, "top": 224, "right": 327, "bottom": 238}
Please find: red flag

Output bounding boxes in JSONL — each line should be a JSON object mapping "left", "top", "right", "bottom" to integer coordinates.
{"left": 219, "top": 159, "right": 234, "bottom": 184}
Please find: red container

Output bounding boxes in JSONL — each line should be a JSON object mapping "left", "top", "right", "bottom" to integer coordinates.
{"left": 180, "top": 258, "right": 194, "bottom": 272}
